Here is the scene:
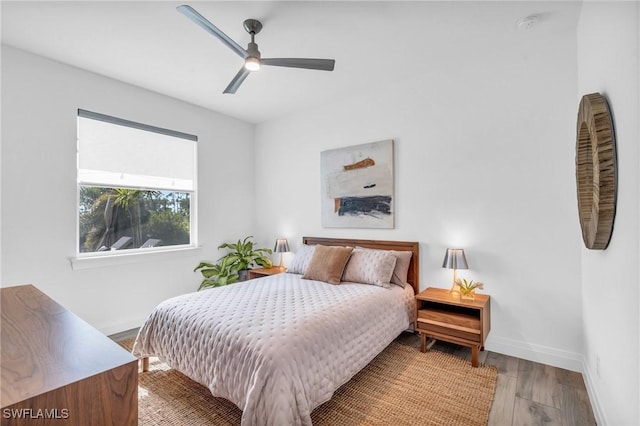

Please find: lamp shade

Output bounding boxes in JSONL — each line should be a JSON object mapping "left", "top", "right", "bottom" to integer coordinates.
{"left": 442, "top": 248, "right": 468, "bottom": 270}
{"left": 274, "top": 239, "right": 290, "bottom": 253}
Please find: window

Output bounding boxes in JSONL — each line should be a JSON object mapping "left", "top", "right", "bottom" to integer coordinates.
{"left": 77, "top": 110, "right": 197, "bottom": 255}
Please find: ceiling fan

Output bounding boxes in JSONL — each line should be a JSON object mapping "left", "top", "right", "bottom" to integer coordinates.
{"left": 177, "top": 5, "right": 336, "bottom": 94}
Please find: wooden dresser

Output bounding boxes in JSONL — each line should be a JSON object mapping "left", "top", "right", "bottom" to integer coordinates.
{"left": 1, "top": 285, "right": 138, "bottom": 425}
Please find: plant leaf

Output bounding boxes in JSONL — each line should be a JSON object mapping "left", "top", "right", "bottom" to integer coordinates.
{"left": 201, "top": 269, "right": 218, "bottom": 278}
{"left": 194, "top": 262, "right": 215, "bottom": 272}
{"left": 198, "top": 279, "right": 217, "bottom": 290}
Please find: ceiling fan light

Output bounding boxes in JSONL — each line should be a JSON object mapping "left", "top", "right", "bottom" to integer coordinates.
{"left": 245, "top": 57, "right": 261, "bottom": 71}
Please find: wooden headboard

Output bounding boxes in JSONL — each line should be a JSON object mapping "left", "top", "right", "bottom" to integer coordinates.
{"left": 302, "top": 236, "right": 420, "bottom": 295}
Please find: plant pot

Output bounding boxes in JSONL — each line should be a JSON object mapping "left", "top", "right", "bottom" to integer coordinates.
{"left": 460, "top": 292, "right": 475, "bottom": 301}
{"left": 238, "top": 269, "right": 249, "bottom": 282}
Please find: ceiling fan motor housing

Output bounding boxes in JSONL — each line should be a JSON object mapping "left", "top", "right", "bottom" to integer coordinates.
{"left": 247, "top": 42, "right": 261, "bottom": 59}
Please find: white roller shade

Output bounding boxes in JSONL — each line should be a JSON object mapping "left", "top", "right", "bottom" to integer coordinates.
{"left": 77, "top": 111, "right": 197, "bottom": 192}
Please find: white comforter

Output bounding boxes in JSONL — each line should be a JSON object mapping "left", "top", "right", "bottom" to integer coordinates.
{"left": 133, "top": 272, "right": 415, "bottom": 426}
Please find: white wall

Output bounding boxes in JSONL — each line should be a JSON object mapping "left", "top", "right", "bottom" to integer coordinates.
{"left": 254, "top": 3, "right": 584, "bottom": 371}
{"left": 1, "top": 46, "right": 255, "bottom": 334}
{"left": 577, "top": 2, "right": 640, "bottom": 425}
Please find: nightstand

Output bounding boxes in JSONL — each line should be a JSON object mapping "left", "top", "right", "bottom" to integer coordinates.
{"left": 415, "top": 287, "right": 491, "bottom": 367}
{"left": 247, "top": 267, "right": 286, "bottom": 280}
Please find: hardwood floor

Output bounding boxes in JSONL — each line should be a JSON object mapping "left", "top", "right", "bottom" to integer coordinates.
{"left": 114, "top": 329, "right": 596, "bottom": 425}
{"left": 397, "top": 332, "right": 597, "bottom": 426}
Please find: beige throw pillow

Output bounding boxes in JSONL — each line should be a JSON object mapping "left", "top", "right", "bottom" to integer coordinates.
{"left": 302, "top": 245, "right": 354, "bottom": 284}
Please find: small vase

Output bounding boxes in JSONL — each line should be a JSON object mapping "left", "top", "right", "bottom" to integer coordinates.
{"left": 460, "top": 291, "right": 475, "bottom": 301}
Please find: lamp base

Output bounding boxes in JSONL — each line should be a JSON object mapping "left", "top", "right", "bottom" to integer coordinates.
{"left": 449, "top": 268, "right": 459, "bottom": 293}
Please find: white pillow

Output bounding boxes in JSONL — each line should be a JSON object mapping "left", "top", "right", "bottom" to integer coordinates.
{"left": 355, "top": 247, "right": 412, "bottom": 288}
{"left": 287, "top": 244, "right": 316, "bottom": 274}
{"left": 341, "top": 247, "right": 397, "bottom": 288}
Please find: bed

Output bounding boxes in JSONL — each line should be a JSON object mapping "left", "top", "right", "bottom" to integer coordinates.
{"left": 133, "top": 237, "right": 420, "bottom": 426}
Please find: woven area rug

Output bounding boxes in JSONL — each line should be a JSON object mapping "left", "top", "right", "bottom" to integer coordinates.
{"left": 119, "top": 338, "right": 497, "bottom": 425}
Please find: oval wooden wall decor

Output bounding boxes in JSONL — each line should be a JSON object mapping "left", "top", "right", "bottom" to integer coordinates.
{"left": 576, "top": 93, "right": 617, "bottom": 250}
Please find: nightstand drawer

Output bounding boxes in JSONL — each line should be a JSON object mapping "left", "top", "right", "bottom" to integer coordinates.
{"left": 417, "top": 308, "right": 480, "bottom": 330}
{"left": 417, "top": 318, "right": 481, "bottom": 343}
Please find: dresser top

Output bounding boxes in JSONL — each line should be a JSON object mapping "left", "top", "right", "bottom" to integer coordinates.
{"left": 1, "top": 284, "right": 137, "bottom": 407}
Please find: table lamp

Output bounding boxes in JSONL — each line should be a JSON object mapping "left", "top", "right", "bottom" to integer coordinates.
{"left": 442, "top": 248, "right": 468, "bottom": 292}
{"left": 274, "top": 238, "right": 290, "bottom": 269}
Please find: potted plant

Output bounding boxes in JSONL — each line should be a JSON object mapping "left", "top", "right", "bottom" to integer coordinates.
{"left": 455, "top": 278, "right": 484, "bottom": 301}
{"left": 195, "top": 236, "right": 272, "bottom": 290}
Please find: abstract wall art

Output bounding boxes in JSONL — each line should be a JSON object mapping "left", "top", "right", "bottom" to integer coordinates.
{"left": 321, "top": 139, "right": 394, "bottom": 228}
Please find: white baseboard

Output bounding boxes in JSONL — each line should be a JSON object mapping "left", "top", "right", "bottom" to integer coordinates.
{"left": 581, "top": 357, "right": 606, "bottom": 426}
{"left": 487, "top": 335, "right": 608, "bottom": 423}
{"left": 486, "top": 335, "right": 583, "bottom": 372}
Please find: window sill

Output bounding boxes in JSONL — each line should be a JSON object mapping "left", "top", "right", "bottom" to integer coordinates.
{"left": 70, "top": 246, "right": 202, "bottom": 270}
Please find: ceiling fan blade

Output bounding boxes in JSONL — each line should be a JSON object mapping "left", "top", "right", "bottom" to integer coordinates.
{"left": 223, "top": 67, "right": 251, "bottom": 94}
{"left": 262, "top": 58, "right": 335, "bottom": 71}
{"left": 177, "top": 5, "right": 248, "bottom": 59}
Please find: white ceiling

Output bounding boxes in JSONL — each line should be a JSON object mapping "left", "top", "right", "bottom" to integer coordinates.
{"left": 1, "top": 1, "right": 581, "bottom": 124}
